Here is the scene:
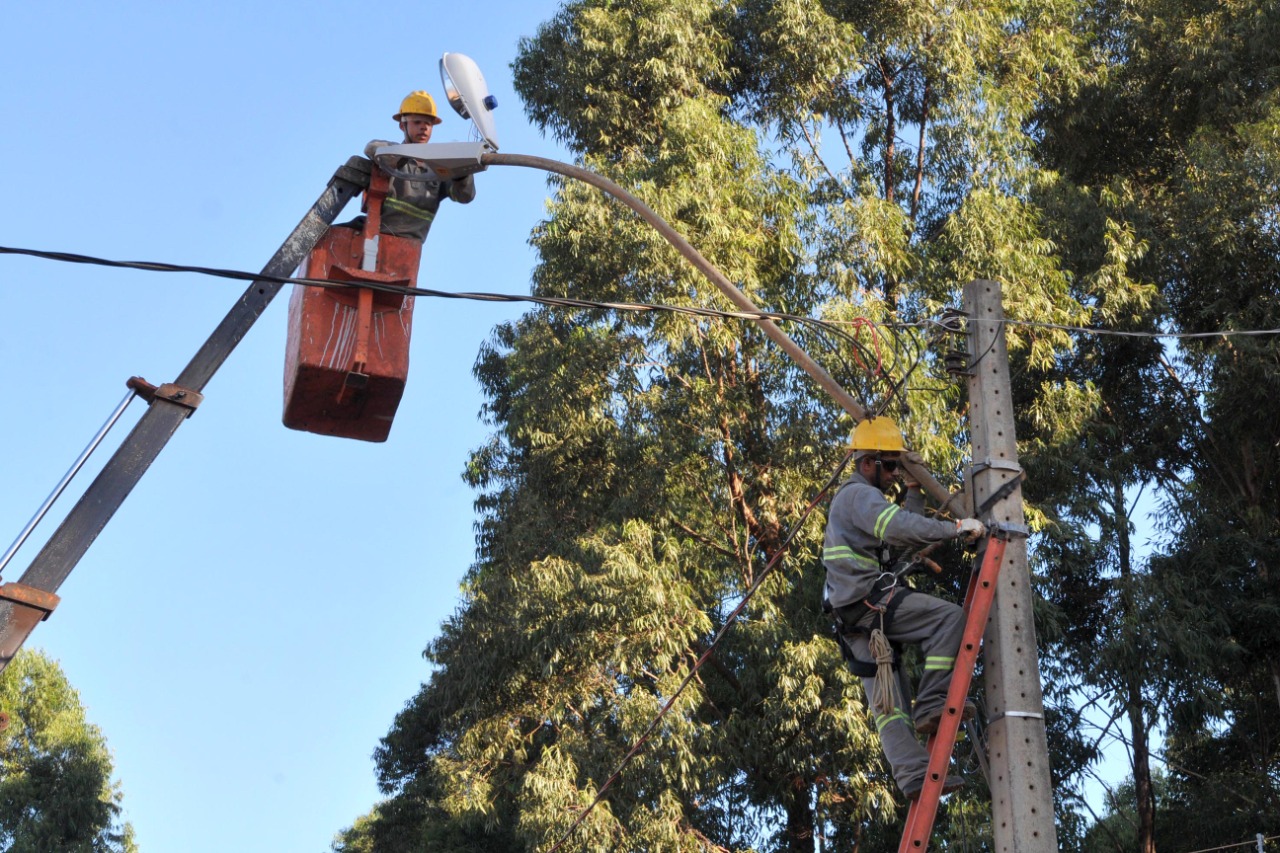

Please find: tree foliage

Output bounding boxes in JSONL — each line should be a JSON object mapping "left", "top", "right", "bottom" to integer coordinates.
{"left": 1030, "top": 0, "right": 1280, "bottom": 847}
{"left": 0, "top": 649, "right": 134, "bottom": 853}
{"left": 340, "top": 0, "right": 1280, "bottom": 849}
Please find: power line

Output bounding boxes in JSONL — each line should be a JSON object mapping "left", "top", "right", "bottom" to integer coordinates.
{"left": 0, "top": 244, "right": 886, "bottom": 387}
{"left": 7, "top": 245, "right": 1279, "bottom": 342}
{"left": 3, "top": 243, "right": 961, "bottom": 421}
{"left": 964, "top": 316, "right": 1280, "bottom": 340}
{"left": 1178, "top": 835, "right": 1278, "bottom": 853}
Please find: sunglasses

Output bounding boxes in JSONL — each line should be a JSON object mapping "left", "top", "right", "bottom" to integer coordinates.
{"left": 876, "top": 458, "right": 900, "bottom": 472}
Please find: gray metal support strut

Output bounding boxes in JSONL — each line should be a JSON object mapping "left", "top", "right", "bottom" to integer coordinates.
{"left": 0, "top": 157, "right": 372, "bottom": 671}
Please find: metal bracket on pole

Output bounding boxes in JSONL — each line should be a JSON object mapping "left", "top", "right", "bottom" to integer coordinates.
{"left": 987, "top": 709, "right": 1045, "bottom": 724}
{"left": 970, "top": 458, "right": 1023, "bottom": 475}
{"left": 968, "top": 460, "right": 1026, "bottom": 521}
{"left": 127, "top": 377, "right": 204, "bottom": 417}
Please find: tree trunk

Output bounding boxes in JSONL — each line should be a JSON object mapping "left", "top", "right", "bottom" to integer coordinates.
{"left": 783, "top": 782, "right": 816, "bottom": 853}
{"left": 1116, "top": 477, "right": 1157, "bottom": 853}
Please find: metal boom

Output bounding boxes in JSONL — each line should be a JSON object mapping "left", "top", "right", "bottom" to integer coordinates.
{"left": 0, "top": 157, "right": 371, "bottom": 671}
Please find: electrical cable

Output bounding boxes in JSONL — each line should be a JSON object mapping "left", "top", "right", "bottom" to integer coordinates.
{"left": 7, "top": 245, "right": 1277, "bottom": 341}
{"left": 0, "top": 244, "right": 884, "bottom": 379}
{"left": 871, "top": 339, "right": 932, "bottom": 420}
{"left": 966, "top": 320, "right": 1005, "bottom": 372}
{"left": 1177, "top": 835, "right": 1279, "bottom": 853}
{"left": 543, "top": 449, "right": 856, "bottom": 853}
{"left": 793, "top": 317, "right": 889, "bottom": 411}
{"left": 961, "top": 316, "right": 1280, "bottom": 340}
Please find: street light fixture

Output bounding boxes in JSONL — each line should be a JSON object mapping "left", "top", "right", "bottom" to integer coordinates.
{"left": 370, "top": 52, "right": 499, "bottom": 181}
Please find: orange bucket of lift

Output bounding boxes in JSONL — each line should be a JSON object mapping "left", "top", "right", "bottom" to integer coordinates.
{"left": 283, "top": 169, "right": 423, "bottom": 442}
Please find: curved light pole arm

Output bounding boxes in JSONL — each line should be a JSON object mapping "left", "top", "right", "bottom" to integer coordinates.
{"left": 482, "top": 152, "right": 863, "bottom": 415}
{"left": 481, "top": 152, "right": 958, "bottom": 508}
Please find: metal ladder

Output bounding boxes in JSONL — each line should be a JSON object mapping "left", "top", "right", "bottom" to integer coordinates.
{"left": 898, "top": 523, "right": 1016, "bottom": 853}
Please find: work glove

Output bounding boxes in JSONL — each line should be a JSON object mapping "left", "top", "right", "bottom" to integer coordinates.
{"left": 955, "top": 518, "right": 986, "bottom": 542}
{"left": 364, "top": 139, "right": 396, "bottom": 160}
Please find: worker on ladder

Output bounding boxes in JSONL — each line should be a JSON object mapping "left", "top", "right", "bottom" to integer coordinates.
{"left": 822, "top": 416, "right": 985, "bottom": 800}
{"left": 347, "top": 90, "right": 477, "bottom": 241}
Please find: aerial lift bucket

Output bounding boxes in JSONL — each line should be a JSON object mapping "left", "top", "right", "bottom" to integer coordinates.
{"left": 283, "top": 168, "right": 422, "bottom": 442}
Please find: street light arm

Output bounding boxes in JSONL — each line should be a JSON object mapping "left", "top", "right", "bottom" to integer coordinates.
{"left": 482, "top": 152, "right": 960, "bottom": 509}
{"left": 481, "top": 151, "right": 866, "bottom": 417}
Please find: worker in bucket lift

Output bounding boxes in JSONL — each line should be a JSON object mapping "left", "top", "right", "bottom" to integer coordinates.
{"left": 351, "top": 90, "right": 476, "bottom": 242}
{"left": 821, "top": 416, "right": 986, "bottom": 801}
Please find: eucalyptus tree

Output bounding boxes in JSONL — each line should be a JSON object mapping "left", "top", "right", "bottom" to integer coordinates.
{"left": 1034, "top": 0, "right": 1280, "bottom": 846}
{"left": 1138, "top": 1, "right": 1280, "bottom": 842}
{"left": 352, "top": 0, "right": 1155, "bottom": 849}
{"left": 0, "top": 649, "right": 135, "bottom": 853}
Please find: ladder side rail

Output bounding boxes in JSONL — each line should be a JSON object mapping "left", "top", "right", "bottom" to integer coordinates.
{"left": 898, "top": 533, "right": 1010, "bottom": 853}
{"left": 0, "top": 158, "right": 371, "bottom": 672}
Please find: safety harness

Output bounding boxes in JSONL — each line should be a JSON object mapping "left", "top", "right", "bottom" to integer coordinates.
{"left": 828, "top": 570, "right": 914, "bottom": 679}
{"left": 826, "top": 559, "right": 924, "bottom": 716}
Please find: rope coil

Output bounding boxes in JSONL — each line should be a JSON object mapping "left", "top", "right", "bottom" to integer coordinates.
{"left": 869, "top": 624, "right": 901, "bottom": 715}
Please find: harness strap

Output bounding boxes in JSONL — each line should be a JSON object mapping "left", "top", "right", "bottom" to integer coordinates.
{"left": 832, "top": 628, "right": 880, "bottom": 678}
{"left": 831, "top": 586, "right": 914, "bottom": 679}
{"left": 881, "top": 584, "right": 913, "bottom": 626}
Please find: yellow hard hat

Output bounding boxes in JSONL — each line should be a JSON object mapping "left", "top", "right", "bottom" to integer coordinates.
{"left": 393, "top": 91, "right": 443, "bottom": 125}
{"left": 849, "top": 416, "right": 906, "bottom": 453}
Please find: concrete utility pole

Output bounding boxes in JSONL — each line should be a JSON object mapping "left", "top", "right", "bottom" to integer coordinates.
{"left": 964, "top": 279, "right": 1058, "bottom": 851}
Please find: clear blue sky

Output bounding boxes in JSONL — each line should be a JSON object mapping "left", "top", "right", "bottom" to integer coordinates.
{"left": 2, "top": 3, "right": 565, "bottom": 851}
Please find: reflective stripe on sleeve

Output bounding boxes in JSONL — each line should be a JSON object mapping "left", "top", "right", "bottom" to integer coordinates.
{"left": 873, "top": 503, "right": 901, "bottom": 539}
{"left": 822, "top": 545, "right": 880, "bottom": 570}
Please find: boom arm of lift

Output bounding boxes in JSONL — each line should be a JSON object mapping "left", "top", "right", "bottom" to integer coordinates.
{"left": 0, "top": 158, "right": 373, "bottom": 673}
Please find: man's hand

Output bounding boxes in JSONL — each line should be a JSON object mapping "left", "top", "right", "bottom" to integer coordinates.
{"left": 956, "top": 518, "right": 986, "bottom": 542}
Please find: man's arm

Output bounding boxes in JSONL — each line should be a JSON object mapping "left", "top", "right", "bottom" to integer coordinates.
{"left": 847, "top": 485, "right": 960, "bottom": 548}
{"left": 446, "top": 173, "right": 476, "bottom": 204}
{"left": 363, "top": 139, "right": 396, "bottom": 159}
{"left": 898, "top": 452, "right": 985, "bottom": 542}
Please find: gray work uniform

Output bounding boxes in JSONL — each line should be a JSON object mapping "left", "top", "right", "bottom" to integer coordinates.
{"left": 822, "top": 472, "right": 965, "bottom": 793}
{"left": 362, "top": 140, "right": 477, "bottom": 242}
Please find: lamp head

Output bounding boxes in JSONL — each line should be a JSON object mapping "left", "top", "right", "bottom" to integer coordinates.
{"left": 440, "top": 52, "right": 499, "bottom": 151}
